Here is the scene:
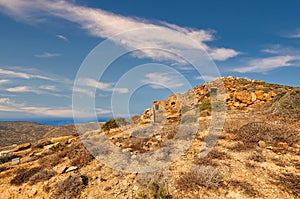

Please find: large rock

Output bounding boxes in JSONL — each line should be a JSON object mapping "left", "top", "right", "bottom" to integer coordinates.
{"left": 140, "top": 108, "right": 152, "bottom": 124}
{"left": 13, "top": 143, "right": 31, "bottom": 152}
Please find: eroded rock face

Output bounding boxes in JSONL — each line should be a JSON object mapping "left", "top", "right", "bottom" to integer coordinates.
{"left": 140, "top": 108, "right": 152, "bottom": 124}
{"left": 140, "top": 77, "right": 285, "bottom": 123}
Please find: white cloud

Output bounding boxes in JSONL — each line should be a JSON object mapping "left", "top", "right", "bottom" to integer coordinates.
{"left": 0, "top": 98, "right": 12, "bottom": 104}
{"left": 34, "top": 52, "right": 61, "bottom": 58}
{"left": 142, "top": 72, "right": 184, "bottom": 89}
{"left": 77, "top": 78, "right": 129, "bottom": 94}
{"left": 0, "top": 68, "right": 53, "bottom": 80}
{"left": 232, "top": 55, "right": 297, "bottom": 73}
{"left": 0, "top": 0, "right": 239, "bottom": 62}
{"left": 0, "top": 79, "right": 10, "bottom": 85}
{"left": 209, "top": 48, "right": 240, "bottom": 61}
{"left": 195, "top": 75, "right": 218, "bottom": 81}
{"left": 6, "top": 86, "right": 40, "bottom": 93}
{"left": 285, "top": 29, "right": 300, "bottom": 38}
{"left": 39, "top": 85, "right": 57, "bottom": 91}
{"left": 56, "top": 34, "right": 68, "bottom": 42}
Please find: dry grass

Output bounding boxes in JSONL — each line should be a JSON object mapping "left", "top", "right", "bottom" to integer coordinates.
{"left": 175, "top": 165, "right": 223, "bottom": 190}
{"left": 28, "top": 169, "right": 56, "bottom": 185}
{"left": 50, "top": 175, "right": 88, "bottom": 199}
{"left": 10, "top": 167, "right": 42, "bottom": 185}
{"left": 195, "top": 149, "right": 231, "bottom": 166}
{"left": 248, "top": 150, "right": 266, "bottom": 162}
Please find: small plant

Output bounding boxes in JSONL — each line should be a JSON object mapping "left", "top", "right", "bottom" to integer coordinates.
{"left": 50, "top": 175, "right": 88, "bottom": 199}
{"left": 10, "top": 167, "right": 42, "bottom": 185}
{"left": 101, "top": 117, "right": 128, "bottom": 131}
{"left": 29, "top": 169, "right": 57, "bottom": 185}
{"left": 49, "top": 142, "right": 65, "bottom": 152}
{"left": 248, "top": 151, "right": 266, "bottom": 162}
{"left": 134, "top": 192, "right": 147, "bottom": 199}
{"left": 149, "top": 182, "right": 172, "bottom": 199}
{"left": 176, "top": 165, "right": 223, "bottom": 191}
{"left": 199, "top": 99, "right": 212, "bottom": 112}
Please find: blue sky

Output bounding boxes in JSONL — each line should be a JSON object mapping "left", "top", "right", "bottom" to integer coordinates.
{"left": 0, "top": 0, "right": 299, "bottom": 120}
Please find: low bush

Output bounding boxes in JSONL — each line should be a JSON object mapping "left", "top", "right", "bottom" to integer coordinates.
{"left": 101, "top": 117, "right": 128, "bottom": 131}
{"left": 49, "top": 142, "right": 65, "bottom": 152}
{"left": 10, "top": 167, "right": 42, "bottom": 185}
{"left": 29, "top": 169, "right": 57, "bottom": 185}
{"left": 50, "top": 175, "right": 88, "bottom": 199}
{"left": 176, "top": 165, "right": 223, "bottom": 190}
{"left": 248, "top": 151, "right": 266, "bottom": 162}
{"left": 199, "top": 99, "right": 212, "bottom": 112}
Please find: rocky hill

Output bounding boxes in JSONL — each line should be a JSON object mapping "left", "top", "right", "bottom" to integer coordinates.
{"left": 0, "top": 122, "right": 76, "bottom": 148}
{"left": 0, "top": 77, "right": 299, "bottom": 199}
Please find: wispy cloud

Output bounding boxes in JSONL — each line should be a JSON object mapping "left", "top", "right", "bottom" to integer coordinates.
{"left": 39, "top": 85, "right": 57, "bottom": 91}
{"left": 0, "top": 0, "right": 239, "bottom": 63}
{"left": 5, "top": 86, "right": 48, "bottom": 95}
{"left": 0, "top": 79, "right": 10, "bottom": 85}
{"left": 56, "top": 34, "right": 68, "bottom": 42}
{"left": 232, "top": 55, "right": 297, "bottom": 73}
{"left": 0, "top": 97, "right": 111, "bottom": 117}
{"left": 285, "top": 29, "right": 300, "bottom": 38}
{"left": 0, "top": 68, "right": 53, "bottom": 80}
{"left": 142, "top": 72, "right": 185, "bottom": 89}
{"left": 195, "top": 75, "right": 218, "bottom": 81}
{"left": 77, "top": 78, "right": 129, "bottom": 94}
{"left": 34, "top": 52, "right": 61, "bottom": 58}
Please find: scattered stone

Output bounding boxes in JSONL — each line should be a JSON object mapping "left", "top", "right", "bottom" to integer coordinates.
{"left": 11, "top": 157, "right": 20, "bottom": 165}
{"left": 65, "top": 166, "right": 78, "bottom": 173}
{"left": 277, "top": 142, "right": 289, "bottom": 149}
{"left": 258, "top": 140, "right": 266, "bottom": 148}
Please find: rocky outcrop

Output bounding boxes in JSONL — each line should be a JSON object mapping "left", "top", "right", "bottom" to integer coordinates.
{"left": 139, "top": 76, "right": 294, "bottom": 123}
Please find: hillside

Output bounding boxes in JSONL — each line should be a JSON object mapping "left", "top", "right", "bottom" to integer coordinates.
{"left": 0, "top": 122, "right": 77, "bottom": 148}
{"left": 0, "top": 77, "right": 299, "bottom": 199}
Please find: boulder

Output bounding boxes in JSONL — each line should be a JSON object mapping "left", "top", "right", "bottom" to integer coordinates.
{"left": 13, "top": 143, "right": 31, "bottom": 152}
{"left": 255, "top": 90, "right": 265, "bottom": 101}
{"left": 258, "top": 140, "right": 266, "bottom": 148}
{"left": 140, "top": 108, "right": 152, "bottom": 124}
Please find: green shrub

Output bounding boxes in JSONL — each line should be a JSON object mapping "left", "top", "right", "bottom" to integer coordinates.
{"left": 49, "top": 142, "right": 65, "bottom": 152}
{"left": 101, "top": 117, "right": 128, "bottom": 131}
{"left": 199, "top": 99, "right": 212, "bottom": 112}
{"left": 149, "top": 182, "right": 172, "bottom": 199}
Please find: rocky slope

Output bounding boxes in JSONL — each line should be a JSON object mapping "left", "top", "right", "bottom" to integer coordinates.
{"left": 0, "top": 122, "right": 76, "bottom": 148}
{"left": 0, "top": 77, "right": 299, "bottom": 199}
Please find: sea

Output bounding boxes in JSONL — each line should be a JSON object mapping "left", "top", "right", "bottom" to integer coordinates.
{"left": 0, "top": 118, "right": 109, "bottom": 126}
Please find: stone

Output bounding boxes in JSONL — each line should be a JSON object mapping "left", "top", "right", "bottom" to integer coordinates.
{"left": 277, "top": 142, "right": 289, "bottom": 149}
{"left": 140, "top": 108, "right": 152, "bottom": 124}
{"left": 255, "top": 90, "right": 265, "bottom": 101}
{"left": 258, "top": 140, "right": 266, "bottom": 148}
{"left": 12, "top": 157, "right": 20, "bottom": 165}
{"left": 13, "top": 143, "right": 31, "bottom": 152}
{"left": 65, "top": 166, "right": 78, "bottom": 173}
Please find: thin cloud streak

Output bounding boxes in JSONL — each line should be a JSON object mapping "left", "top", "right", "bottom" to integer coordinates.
{"left": 0, "top": 68, "right": 54, "bottom": 80}
{"left": 34, "top": 52, "right": 61, "bottom": 58}
{"left": 232, "top": 55, "right": 298, "bottom": 73}
{"left": 56, "top": 34, "right": 68, "bottom": 42}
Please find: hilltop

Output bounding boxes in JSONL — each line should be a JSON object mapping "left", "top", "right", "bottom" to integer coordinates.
{"left": 0, "top": 77, "right": 299, "bottom": 199}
